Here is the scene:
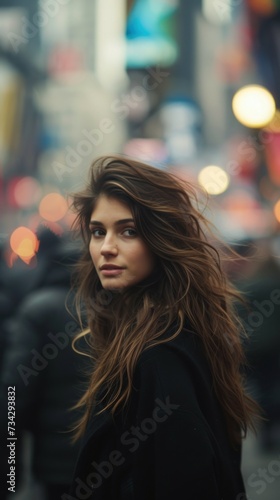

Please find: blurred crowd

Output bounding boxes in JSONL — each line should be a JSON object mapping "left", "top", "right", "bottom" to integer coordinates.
{"left": 0, "top": 226, "right": 89, "bottom": 499}
{"left": 0, "top": 226, "right": 279, "bottom": 498}
{"left": 225, "top": 236, "right": 280, "bottom": 451}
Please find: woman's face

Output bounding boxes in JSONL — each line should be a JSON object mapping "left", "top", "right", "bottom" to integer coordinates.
{"left": 89, "top": 194, "right": 155, "bottom": 290}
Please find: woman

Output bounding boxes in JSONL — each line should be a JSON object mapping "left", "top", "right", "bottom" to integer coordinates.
{"left": 68, "top": 155, "right": 259, "bottom": 500}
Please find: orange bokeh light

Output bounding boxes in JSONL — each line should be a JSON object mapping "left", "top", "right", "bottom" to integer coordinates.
{"left": 247, "top": 0, "right": 276, "bottom": 16}
{"left": 39, "top": 193, "right": 68, "bottom": 222}
{"left": 10, "top": 226, "right": 39, "bottom": 263}
{"left": 274, "top": 199, "right": 280, "bottom": 223}
{"left": 14, "top": 176, "right": 42, "bottom": 207}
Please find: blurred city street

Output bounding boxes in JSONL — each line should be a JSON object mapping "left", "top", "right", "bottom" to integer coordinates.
{"left": 1, "top": 1, "right": 280, "bottom": 499}
{"left": 242, "top": 432, "right": 280, "bottom": 500}
{"left": 6, "top": 431, "right": 280, "bottom": 500}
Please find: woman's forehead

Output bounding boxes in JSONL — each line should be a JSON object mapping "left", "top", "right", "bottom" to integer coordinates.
{"left": 90, "top": 195, "right": 133, "bottom": 222}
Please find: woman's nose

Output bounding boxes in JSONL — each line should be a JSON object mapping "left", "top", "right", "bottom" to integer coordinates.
{"left": 100, "top": 235, "right": 118, "bottom": 255}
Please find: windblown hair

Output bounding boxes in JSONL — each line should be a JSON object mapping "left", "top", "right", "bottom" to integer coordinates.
{"left": 71, "top": 155, "right": 259, "bottom": 444}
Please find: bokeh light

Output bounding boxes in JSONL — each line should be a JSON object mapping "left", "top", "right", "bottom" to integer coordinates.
{"left": 274, "top": 199, "right": 280, "bottom": 223}
{"left": 10, "top": 226, "right": 39, "bottom": 263}
{"left": 265, "top": 109, "right": 280, "bottom": 133}
{"left": 14, "top": 176, "right": 42, "bottom": 208}
{"left": 232, "top": 85, "right": 276, "bottom": 128}
{"left": 247, "top": 0, "right": 277, "bottom": 16}
{"left": 198, "top": 165, "right": 230, "bottom": 195}
{"left": 39, "top": 193, "right": 68, "bottom": 222}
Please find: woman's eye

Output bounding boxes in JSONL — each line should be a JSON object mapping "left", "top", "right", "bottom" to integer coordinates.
{"left": 123, "top": 228, "right": 137, "bottom": 237}
{"left": 90, "top": 228, "right": 104, "bottom": 237}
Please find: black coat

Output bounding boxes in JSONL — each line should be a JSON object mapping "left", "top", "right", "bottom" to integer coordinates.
{"left": 0, "top": 288, "right": 87, "bottom": 491}
{"left": 0, "top": 233, "right": 88, "bottom": 497}
{"left": 68, "top": 325, "right": 246, "bottom": 500}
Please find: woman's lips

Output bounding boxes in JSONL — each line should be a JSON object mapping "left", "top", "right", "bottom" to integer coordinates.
{"left": 100, "top": 266, "right": 124, "bottom": 276}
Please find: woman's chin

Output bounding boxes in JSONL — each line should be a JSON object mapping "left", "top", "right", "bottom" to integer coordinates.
{"left": 102, "top": 285, "right": 124, "bottom": 294}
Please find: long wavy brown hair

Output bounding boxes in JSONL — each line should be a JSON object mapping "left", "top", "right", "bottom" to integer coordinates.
{"left": 71, "top": 154, "right": 259, "bottom": 444}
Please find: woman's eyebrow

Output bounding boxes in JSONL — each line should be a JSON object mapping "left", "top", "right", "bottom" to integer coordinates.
{"left": 89, "top": 218, "right": 135, "bottom": 227}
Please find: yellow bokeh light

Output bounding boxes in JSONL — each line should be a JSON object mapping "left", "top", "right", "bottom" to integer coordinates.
{"left": 274, "top": 199, "right": 280, "bottom": 222}
{"left": 265, "top": 109, "right": 280, "bottom": 133}
{"left": 39, "top": 193, "right": 68, "bottom": 222}
{"left": 232, "top": 85, "right": 276, "bottom": 128}
{"left": 10, "top": 226, "right": 39, "bottom": 263}
{"left": 198, "top": 165, "right": 230, "bottom": 195}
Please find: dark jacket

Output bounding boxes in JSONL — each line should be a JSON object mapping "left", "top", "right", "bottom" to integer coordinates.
{"left": 0, "top": 288, "right": 87, "bottom": 488}
{"left": 69, "top": 324, "right": 246, "bottom": 500}
{"left": 0, "top": 236, "right": 87, "bottom": 496}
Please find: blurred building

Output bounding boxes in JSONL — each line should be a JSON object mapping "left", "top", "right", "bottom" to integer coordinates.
{"left": 0, "top": 0, "right": 279, "bottom": 264}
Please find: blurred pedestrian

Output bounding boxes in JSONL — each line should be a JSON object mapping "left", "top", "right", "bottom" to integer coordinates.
{"left": 0, "top": 239, "right": 14, "bottom": 369}
{"left": 68, "top": 155, "right": 260, "bottom": 500}
{"left": 0, "top": 232, "right": 88, "bottom": 500}
{"left": 230, "top": 238, "right": 280, "bottom": 451}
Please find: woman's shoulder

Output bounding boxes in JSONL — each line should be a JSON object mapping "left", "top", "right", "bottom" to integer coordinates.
{"left": 132, "top": 322, "right": 214, "bottom": 417}
{"left": 140, "top": 322, "right": 202, "bottom": 360}
{"left": 136, "top": 322, "right": 209, "bottom": 382}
